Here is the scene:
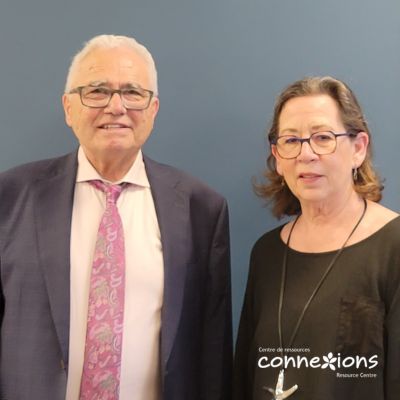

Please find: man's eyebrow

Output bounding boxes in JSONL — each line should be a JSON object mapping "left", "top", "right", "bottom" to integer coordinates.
{"left": 87, "top": 80, "right": 108, "bottom": 87}
{"left": 120, "top": 82, "right": 144, "bottom": 89}
{"left": 85, "top": 81, "right": 145, "bottom": 89}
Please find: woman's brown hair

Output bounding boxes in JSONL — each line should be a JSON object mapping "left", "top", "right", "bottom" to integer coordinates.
{"left": 255, "top": 76, "right": 383, "bottom": 218}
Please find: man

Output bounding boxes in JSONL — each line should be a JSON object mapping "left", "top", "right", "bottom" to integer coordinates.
{"left": 0, "top": 35, "right": 232, "bottom": 400}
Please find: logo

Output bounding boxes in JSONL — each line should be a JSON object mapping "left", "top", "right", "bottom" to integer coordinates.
{"left": 258, "top": 350, "right": 378, "bottom": 371}
{"left": 321, "top": 352, "right": 337, "bottom": 370}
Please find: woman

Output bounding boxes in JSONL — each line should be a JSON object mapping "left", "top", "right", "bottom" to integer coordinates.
{"left": 233, "top": 77, "right": 400, "bottom": 400}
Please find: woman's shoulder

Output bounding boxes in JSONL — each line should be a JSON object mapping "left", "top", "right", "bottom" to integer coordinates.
{"left": 360, "top": 201, "right": 400, "bottom": 239}
{"left": 252, "top": 224, "right": 286, "bottom": 255}
{"left": 341, "top": 201, "right": 400, "bottom": 252}
{"left": 248, "top": 225, "right": 287, "bottom": 278}
{"left": 365, "top": 200, "right": 398, "bottom": 222}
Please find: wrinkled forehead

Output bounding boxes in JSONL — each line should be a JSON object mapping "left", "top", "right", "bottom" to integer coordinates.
{"left": 278, "top": 94, "right": 343, "bottom": 127}
{"left": 71, "top": 47, "right": 151, "bottom": 88}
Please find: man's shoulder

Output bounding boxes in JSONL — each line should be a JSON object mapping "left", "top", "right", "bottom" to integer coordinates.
{"left": 144, "top": 155, "right": 226, "bottom": 202}
{"left": 0, "top": 152, "right": 77, "bottom": 188}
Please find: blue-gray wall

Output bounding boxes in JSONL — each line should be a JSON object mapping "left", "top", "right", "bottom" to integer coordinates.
{"left": 1, "top": 0, "right": 400, "bottom": 338}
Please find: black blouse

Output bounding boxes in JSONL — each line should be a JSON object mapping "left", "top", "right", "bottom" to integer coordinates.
{"left": 234, "top": 217, "right": 400, "bottom": 400}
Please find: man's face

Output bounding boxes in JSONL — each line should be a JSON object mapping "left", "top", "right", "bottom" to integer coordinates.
{"left": 62, "top": 46, "right": 159, "bottom": 164}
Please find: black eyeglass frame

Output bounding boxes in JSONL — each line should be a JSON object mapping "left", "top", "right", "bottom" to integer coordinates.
{"left": 68, "top": 85, "right": 154, "bottom": 110}
{"left": 270, "top": 131, "right": 359, "bottom": 159}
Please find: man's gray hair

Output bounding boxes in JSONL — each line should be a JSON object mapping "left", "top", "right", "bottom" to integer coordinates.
{"left": 64, "top": 34, "right": 158, "bottom": 95}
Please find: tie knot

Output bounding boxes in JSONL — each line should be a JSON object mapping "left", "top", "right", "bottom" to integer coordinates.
{"left": 89, "top": 180, "right": 125, "bottom": 204}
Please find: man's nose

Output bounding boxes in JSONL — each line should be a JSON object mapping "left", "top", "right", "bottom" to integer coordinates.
{"left": 105, "top": 93, "right": 126, "bottom": 114}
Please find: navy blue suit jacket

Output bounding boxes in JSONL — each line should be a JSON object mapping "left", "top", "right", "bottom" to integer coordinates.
{"left": 0, "top": 151, "right": 232, "bottom": 399}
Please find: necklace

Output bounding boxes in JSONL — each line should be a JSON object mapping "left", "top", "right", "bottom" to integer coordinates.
{"left": 264, "top": 199, "right": 367, "bottom": 399}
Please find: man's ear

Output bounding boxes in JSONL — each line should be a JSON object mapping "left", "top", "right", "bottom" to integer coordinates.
{"left": 62, "top": 94, "right": 73, "bottom": 127}
{"left": 149, "top": 96, "right": 160, "bottom": 119}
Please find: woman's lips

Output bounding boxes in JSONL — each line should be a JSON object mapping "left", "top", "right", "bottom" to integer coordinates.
{"left": 298, "top": 173, "right": 323, "bottom": 183}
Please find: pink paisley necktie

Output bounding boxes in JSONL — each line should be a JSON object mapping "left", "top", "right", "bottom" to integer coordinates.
{"left": 80, "top": 180, "right": 127, "bottom": 400}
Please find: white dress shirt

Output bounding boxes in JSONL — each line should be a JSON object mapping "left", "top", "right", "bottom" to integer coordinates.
{"left": 66, "top": 147, "right": 163, "bottom": 400}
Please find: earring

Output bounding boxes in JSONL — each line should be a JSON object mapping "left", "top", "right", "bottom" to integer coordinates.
{"left": 353, "top": 168, "right": 358, "bottom": 181}
{"left": 281, "top": 177, "right": 286, "bottom": 187}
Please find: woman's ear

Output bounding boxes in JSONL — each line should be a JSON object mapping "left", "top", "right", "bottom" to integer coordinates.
{"left": 271, "top": 145, "right": 283, "bottom": 176}
{"left": 352, "top": 131, "right": 369, "bottom": 168}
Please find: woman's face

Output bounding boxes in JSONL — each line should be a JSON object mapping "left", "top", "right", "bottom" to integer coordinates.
{"left": 272, "top": 94, "right": 367, "bottom": 207}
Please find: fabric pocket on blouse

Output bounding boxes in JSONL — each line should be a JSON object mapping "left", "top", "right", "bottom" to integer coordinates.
{"left": 335, "top": 296, "right": 385, "bottom": 357}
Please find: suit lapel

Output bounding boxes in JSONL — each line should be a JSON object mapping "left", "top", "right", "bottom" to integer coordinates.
{"left": 32, "top": 152, "right": 190, "bottom": 370}
{"left": 144, "top": 156, "right": 192, "bottom": 371}
{"left": 33, "top": 152, "right": 77, "bottom": 366}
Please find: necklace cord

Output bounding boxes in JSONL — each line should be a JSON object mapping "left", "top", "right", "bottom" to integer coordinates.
{"left": 277, "top": 199, "right": 368, "bottom": 362}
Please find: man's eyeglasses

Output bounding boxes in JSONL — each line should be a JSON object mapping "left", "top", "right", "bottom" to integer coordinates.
{"left": 270, "top": 131, "right": 358, "bottom": 159}
{"left": 68, "top": 85, "right": 154, "bottom": 110}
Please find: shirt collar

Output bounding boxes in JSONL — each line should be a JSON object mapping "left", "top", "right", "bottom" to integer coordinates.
{"left": 76, "top": 146, "right": 150, "bottom": 187}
